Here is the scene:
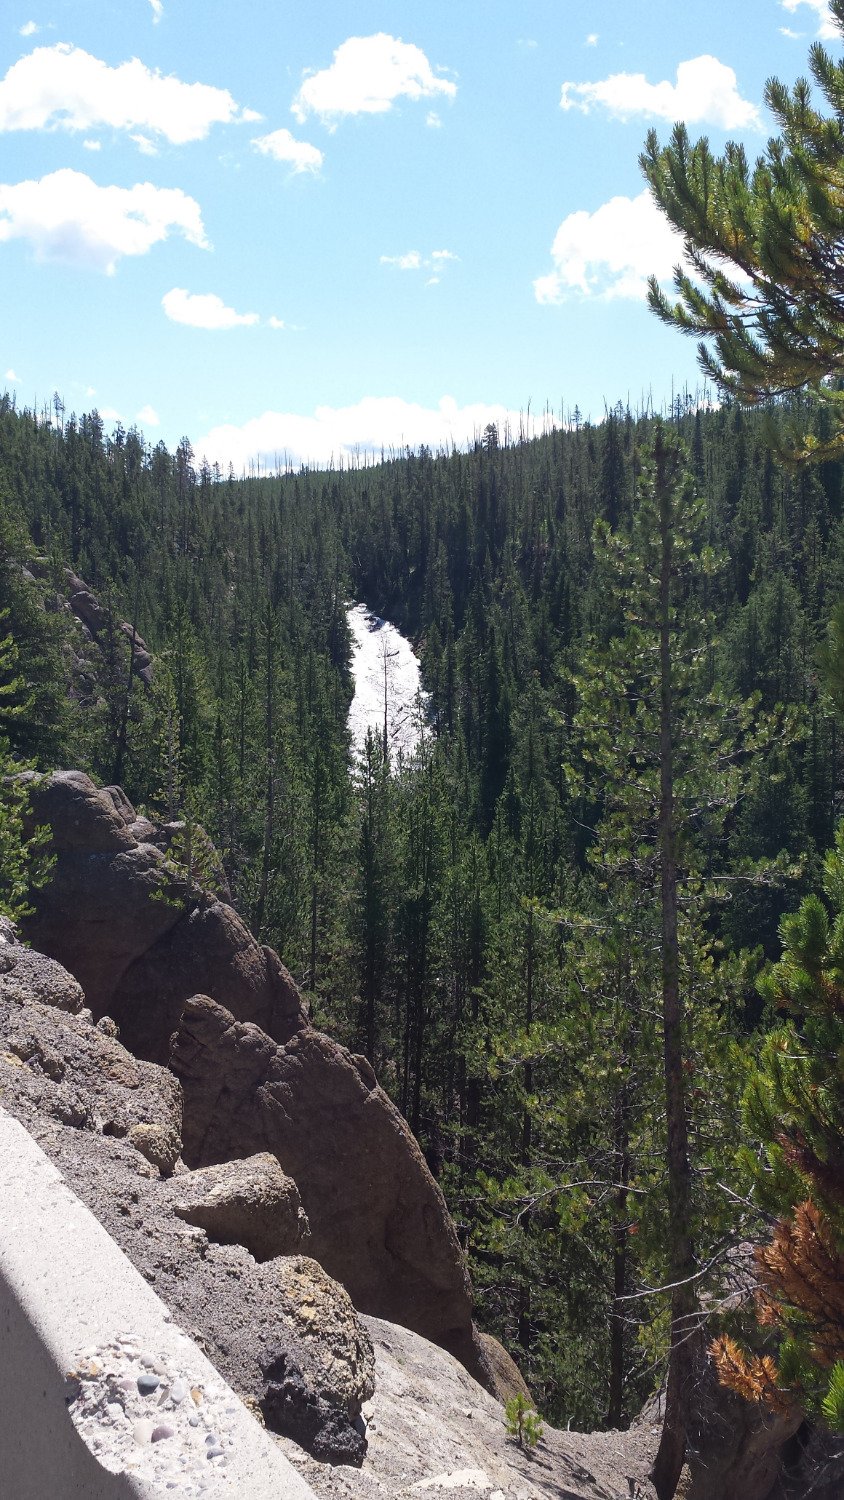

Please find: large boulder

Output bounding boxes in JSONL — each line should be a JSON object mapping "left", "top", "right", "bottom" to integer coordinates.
{"left": 258, "top": 1255, "right": 375, "bottom": 1463}
{"left": 20, "top": 771, "right": 307, "bottom": 1056}
{"left": 164, "top": 1153, "right": 310, "bottom": 1261}
{"left": 21, "top": 771, "right": 182, "bottom": 1013}
{"left": 170, "top": 994, "right": 486, "bottom": 1383}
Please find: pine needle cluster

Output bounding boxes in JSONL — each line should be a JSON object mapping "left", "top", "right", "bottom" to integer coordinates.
{"left": 641, "top": 0, "right": 844, "bottom": 462}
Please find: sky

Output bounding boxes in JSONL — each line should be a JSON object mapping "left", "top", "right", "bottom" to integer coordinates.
{"left": 0, "top": 0, "right": 838, "bottom": 470}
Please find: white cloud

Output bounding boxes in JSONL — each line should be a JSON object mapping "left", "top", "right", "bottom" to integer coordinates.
{"left": 251, "top": 127, "right": 323, "bottom": 173}
{"left": 149, "top": 0, "right": 163, "bottom": 22}
{"left": 268, "top": 316, "right": 286, "bottom": 330}
{"left": 586, "top": 33, "right": 599, "bottom": 46}
{"left": 162, "top": 287, "right": 260, "bottom": 329}
{"left": 0, "top": 169, "right": 208, "bottom": 273}
{"left": 131, "top": 133, "right": 158, "bottom": 156}
{"left": 381, "top": 248, "right": 458, "bottom": 276}
{"left": 534, "top": 189, "right": 688, "bottom": 303}
{"left": 196, "top": 396, "right": 557, "bottom": 471}
{"left": 561, "top": 54, "right": 760, "bottom": 130}
{"left": 781, "top": 0, "right": 837, "bottom": 38}
{"left": 136, "top": 403, "right": 159, "bottom": 425}
{"left": 5, "top": 368, "right": 20, "bottom": 381}
{"left": 426, "top": 110, "right": 442, "bottom": 128}
{"left": 381, "top": 250, "right": 423, "bottom": 270}
{"left": 19, "top": 21, "right": 38, "bottom": 38}
{"left": 292, "top": 34, "right": 456, "bottom": 125}
{"left": 0, "top": 44, "right": 253, "bottom": 145}
{"left": 517, "top": 38, "right": 538, "bottom": 51}
{"left": 780, "top": 25, "right": 804, "bottom": 36}
{"left": 82, "top": 138, "right": 101, "bottom": 151}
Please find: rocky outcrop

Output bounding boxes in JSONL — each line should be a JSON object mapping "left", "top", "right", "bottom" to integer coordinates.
{"left": 0, "top": 956, "right": 374, "bottom": 1464}
{"left": 170, "top": 994, "right": 486, "bottom": 1383}
{"left": 20, "top": 771, "right": 182, "bottom": 1014}
{"left": 16, "top": 769, "right": 485, "bottom": 1386}
{"left": 0, "top": 932, "right": 86, "bottom": 1014}
{"left": 60, "top": 565, "right": 153, "bottom": 686}
{"left": 21, "top": 770, "right": 307, "bottom": 1057}
{"left": 0, "top": 950, "right": 182, "bottom": 1169}
{"left": 278, "top": 1316, "right": 660, "bottom": 1500}
{"left": 110, "top": 899, "right": 304, "bottom": 1063}
{"left": 164, "top": 1153, "right": 310, "bottom": 1261}
{"left": 476, "top": 1333, "right": 533, "bottom": 1407}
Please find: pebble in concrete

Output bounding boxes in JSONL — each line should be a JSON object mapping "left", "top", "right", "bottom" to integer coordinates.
{"left": 67, "top": 1338, "right": 238, "bottom": 1496}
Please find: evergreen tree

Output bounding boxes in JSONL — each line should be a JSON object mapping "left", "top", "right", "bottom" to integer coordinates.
{"left": 641, "top": 0, "right": 844, "bottom": 460}
{"left": 713, "top": 827, "right": 844, "bottom": 1428}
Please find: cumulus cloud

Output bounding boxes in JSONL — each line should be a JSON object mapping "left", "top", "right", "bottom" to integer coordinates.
{"left": 292, "top": 34, "right": 456, "bottom": 125}
{"left": 561, "top": 55, "right": 760, "bottom": 130}
{"left": 586, "top": 33, "right": 599, "bottom": 46}
{"left": 162, "top": 288, "right": 260, "bottom": 329}
{"left": 268, "top": 315, "right": 286, "bottom": 330}
{"left": 0, "top": 169, "right": 208, "bottom": 273}
{"left": 534, "top": 190, "right": 688, "bottom": 303}
{"left": 251, "top": 127, "right": 323, "bottom": 172}
{"left": 5, "top": 368, "right": 20, "bottom": 381}
{"left": 781, "top": 0, "right": 837, "bottom": 37}
{"left": 196, "top": 396, "right": 556, "bottom": 471}
{"left": 0, "top": 44, "right": 253, "bottom": 145}
{"left": 136, "top": 403, "right": 159, "bottom": 425}
{"left": 19, "top": 21, "right": 38, "bottom": 37}
{"left": 149, "top": 0, "right": 163, "bottom": 22}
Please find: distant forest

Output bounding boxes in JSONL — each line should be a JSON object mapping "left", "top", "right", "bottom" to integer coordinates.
{"left": 2, "top": 389, "right": 842, "bottom": 1428}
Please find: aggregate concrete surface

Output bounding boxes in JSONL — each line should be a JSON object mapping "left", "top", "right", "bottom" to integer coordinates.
{"left": 0, "top": 1108, "right": 317, "bottom": 1500}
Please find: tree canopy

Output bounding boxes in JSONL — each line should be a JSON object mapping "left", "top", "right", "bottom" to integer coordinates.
{"left": 641, "top": 0, "right": 844, "bottom": 460}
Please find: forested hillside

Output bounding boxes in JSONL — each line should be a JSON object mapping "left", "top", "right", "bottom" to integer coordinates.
{"left": 2, "top": 389, "right": 842, "bottom": 1431}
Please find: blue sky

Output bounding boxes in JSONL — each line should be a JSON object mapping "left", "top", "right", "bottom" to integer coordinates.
{"left": 0, "top": 0, "right": 837, "bottom": 469}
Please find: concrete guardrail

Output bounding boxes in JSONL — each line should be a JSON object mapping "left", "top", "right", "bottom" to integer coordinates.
{"left": 0, "top": 1108, "right": 319, "bottom": 1499}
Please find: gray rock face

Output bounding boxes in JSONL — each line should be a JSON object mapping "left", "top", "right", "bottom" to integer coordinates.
{"left": 276, "top": 1315, "right": 659, "bottom": 1500}
{"left": 165, "top": 1153, "right": 310, "bottom": 1261}
{"left": 0, "top": 973, "right": 182, "bottom": 1168}
{"left": 0, "top": 941, "right": 85, "bottom": 1013}
{"left": 170, "top": 995, "right": 486, "bottom": 1385}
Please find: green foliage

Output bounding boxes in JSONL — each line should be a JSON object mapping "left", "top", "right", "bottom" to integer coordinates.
{"left": 0, "top": 614, "right": 52, "bottom": 920}
{"left": 504, "top": 1393, "right": 543, "bottom": 1452}
{"left": 1, "top": 387, "right": 844, "bottom": 1433}
{"left": 822, "top": 1362, "right": 844, "bottom": 1430}
{"left": 730, "top": 826, "right": 844, "bottom": 1426}
{"left": 641, "top": 0, "right": 844, "bottom": 461}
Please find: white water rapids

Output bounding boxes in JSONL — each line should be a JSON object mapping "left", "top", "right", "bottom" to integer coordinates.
{"left": 346, "top": 603, "right": 429, "bottom": 762}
